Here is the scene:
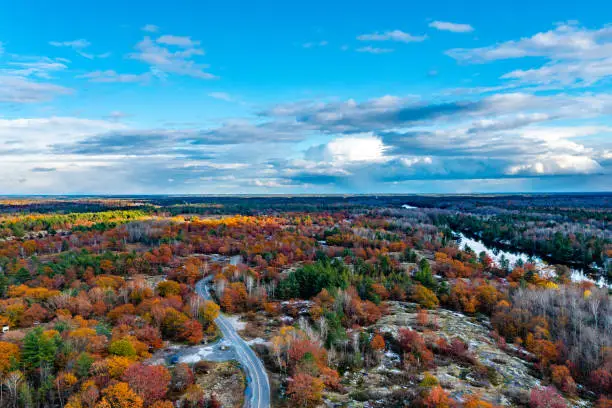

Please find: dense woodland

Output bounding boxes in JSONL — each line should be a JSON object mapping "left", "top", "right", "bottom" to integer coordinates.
{"left": 0, "top": 196, "right": 610, "bottom": 408}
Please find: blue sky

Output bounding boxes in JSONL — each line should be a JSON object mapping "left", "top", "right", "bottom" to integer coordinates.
{"left": 1, "top": 0, "right": 611, "bottom": 194}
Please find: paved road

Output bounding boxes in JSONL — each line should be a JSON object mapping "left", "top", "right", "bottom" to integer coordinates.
{"left": 195, "top": 277, "right": 271, "bottom": 408}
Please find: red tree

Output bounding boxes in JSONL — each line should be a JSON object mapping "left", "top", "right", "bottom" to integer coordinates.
{"left": 180, "top": 320, "right": 203, "bottom": 345}
{"left": 423, "top": 385, "right": 451, "bottom": 408}
{"left": 122, "top": 363, "right": 171, "bottom": 404}
{"left": 286, "top": 373, "right": 324, "bottom": 408}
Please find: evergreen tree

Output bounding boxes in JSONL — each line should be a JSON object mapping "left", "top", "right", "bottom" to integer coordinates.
{"left": 76, "top": 353, "right": 94, "bottom": 378}
{"left": 15, "top": 267, "right": 31, "bottom": 284}
{"left": 0, "top": 273, "right": 8, "bottom": 297}
{"left": 22, "top": 327, "right": 58, "bottom": 372}
{"left": 415, "top": 258, "right": 435, "bottom": 288}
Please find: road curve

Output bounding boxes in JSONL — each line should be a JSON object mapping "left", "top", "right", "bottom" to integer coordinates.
{"left": 195, "top": 277, "right": 271, "bottom": 408}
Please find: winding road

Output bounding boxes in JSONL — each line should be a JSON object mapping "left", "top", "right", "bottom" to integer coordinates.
{"left": 195, "top": 277, "right": 271, "bottom": 408}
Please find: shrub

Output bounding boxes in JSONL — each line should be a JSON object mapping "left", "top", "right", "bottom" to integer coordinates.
{"left": 411, "top": 285, "right": 439, "bottom": 309}
{"left": 529, "top": 386, "right": 567, "bottom": 408}
{"left": 109, "top": 339, "right": 136, "bottom": 357}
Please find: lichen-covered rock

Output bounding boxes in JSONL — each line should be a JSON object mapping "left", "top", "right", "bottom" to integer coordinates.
{"left": 346, "top": 302, "right": 591, "bottom": 407}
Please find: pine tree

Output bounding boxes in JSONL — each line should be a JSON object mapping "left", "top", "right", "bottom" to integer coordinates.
{"left": 15, "top": 267, "right": 31, "bottom": 284}
{"left": 415, "top": 259, "right": 435, "bottom": 288}
{"left": 0, "top": 273, "right": 8, "bottom": 297}
{"left": 22, "top": 327, "right": 58, "bottom": 372}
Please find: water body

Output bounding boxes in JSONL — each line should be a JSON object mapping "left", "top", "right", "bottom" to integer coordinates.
{"left": 400, "top": 204, "right": 609, "bottom": 288}
{"left": 456, "top": 232, "right": 543, "bottom": 269}
{"left": 456, "top": 232, "right": 610, "bottom": 288}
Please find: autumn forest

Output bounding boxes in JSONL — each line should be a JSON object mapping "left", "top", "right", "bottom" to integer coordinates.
{"left": 0, "top": 195, "right": 610, "bottom": 408}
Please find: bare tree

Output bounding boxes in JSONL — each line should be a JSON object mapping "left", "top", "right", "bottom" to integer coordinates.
{"left": 3, "top": 371, "right": 23, "bottom": 408}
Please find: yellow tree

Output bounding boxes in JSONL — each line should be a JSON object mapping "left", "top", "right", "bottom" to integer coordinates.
{"left": 96, "top": 382, "right": 143, "bottom": 408}
{"left": 0, "top": 342, "right": 19, "bottom": 375}
{"left": 199, "top": 300, "right": 220, "bottom": 331}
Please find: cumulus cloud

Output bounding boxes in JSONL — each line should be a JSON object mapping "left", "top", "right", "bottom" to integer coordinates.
{"left": 257, "top": 90, "right": 611, "bottom": 187}
{"left": 357, "top": 30, "right": 427, "bottom": 43}
{"left": 429, "top": 21, "right": 474, "bottom": 33}
{"left": 305, "top": 135, "right": 388, "bottom": 163}
{"left": 2, "top": 84, "right": 610, "bottom": 193}
{"left": 506, "top": 154, "right": 603, "bottom": 176}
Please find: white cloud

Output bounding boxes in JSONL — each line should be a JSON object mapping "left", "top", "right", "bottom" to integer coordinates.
{"left": 501, "top": 57, "right": 612, "bottom": 86}
{"left": 429, "top": 21, "right": 474, "bottom": 33}
{"left": 78, "top": 51, "right": 112, "bottom": 60}
{"left": 0, "top": 116, "right": 126, "bottom": 153}
{"left": 303, "top": 40, "right": 328, "bottom": 48}
{"left": 5, "top": 58, "right": 67, "bottom": 79}
{"left": 445, "top": 23, "right": 612, "bottom": 87}
{"left": 447, "top": 23, "right": 612, "bottom": 62}
{"left": 309, "top": 135, "right": 388, "bottom": 163}
{"left": 129, "top": 36, "right": 216, "bottom": 79}
{"left": 357, "top": 30, "right": 427, "bottom": 43}
{"left": 105, "top": 111, "right": 129, "bottom": 122}
{"left": 208, "top": 92, "right": 233, "bottom": 101}
{"left": 49, "top": 39, "right": 90, "bottom": 49}
{"left": 1, "top": 85, "right": 609, "bottom": 192}
{"left": 78, "top": 70, "right": 152, "bottom": 83}
{"left": 142, "top": 24, "right": 159, "bottom": 33}
{"left": 49, "top": 38, "right": 109, "bottom": 59}
{"left": 157, "top": 35, "right": 201, "bottom": 48}
{"left": 356, "top": 46, "right": 394, "bottom": 54}
{"left": 251, "top": 179, "right": 290, "bottom": 188}
{"left": 0, "top": 75, "right": 72, "bottom": 103}
{"left": 506, "top": 154, "right": 603, "bottom": 176}
{"left": 0, "top": 45, "right": 71, "bottom": 103}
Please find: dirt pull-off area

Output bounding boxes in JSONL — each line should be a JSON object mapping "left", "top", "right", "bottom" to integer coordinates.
{"left": 195, "top": 361, "right": 246, "bottom": 408}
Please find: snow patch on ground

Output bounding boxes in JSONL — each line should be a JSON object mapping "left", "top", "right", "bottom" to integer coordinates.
{"left": 247, "top": 337, "right": 269, "bottom": 346}
{"left": 179, "top": 346, "right": 216, "bottom": 363}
